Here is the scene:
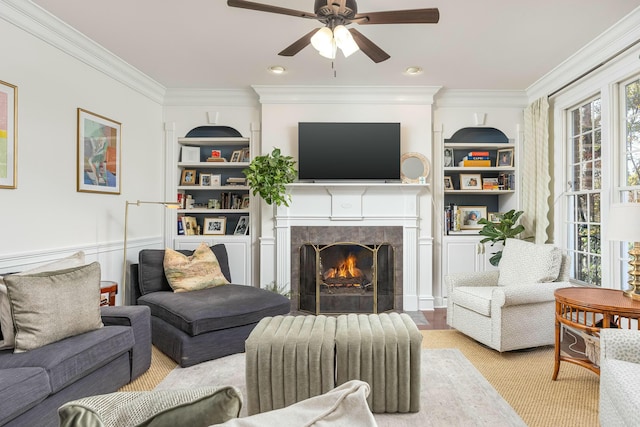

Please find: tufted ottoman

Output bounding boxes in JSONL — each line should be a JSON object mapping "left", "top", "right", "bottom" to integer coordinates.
{"left": 245, "top": 312, "right": 422, "bottom": 415}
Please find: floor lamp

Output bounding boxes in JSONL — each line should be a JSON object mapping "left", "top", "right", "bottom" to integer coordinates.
{"left": 608, "top": 203, "right": 640, "bottom": 300}
{"left": 122, "top": 200, "right": 179, "bottom": 305}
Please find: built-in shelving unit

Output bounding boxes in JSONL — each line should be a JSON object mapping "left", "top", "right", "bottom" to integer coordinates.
{"left": 172, "top": 127, "right": 254, "bottom": 284}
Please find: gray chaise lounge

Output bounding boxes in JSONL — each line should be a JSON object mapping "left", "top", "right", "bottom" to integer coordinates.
{"left": 128, "top": 244, "right": 291, "bottom": 367}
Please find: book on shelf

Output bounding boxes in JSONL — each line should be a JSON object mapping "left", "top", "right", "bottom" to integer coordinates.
{"left": 177, "top": 217, "right": 185, "bottom": 235}
{"left": 467, "top": 151, "right": 489, "bottom": 157}
{"left": 206, "top": 157, "right": 227, "bottom": 162}
{"left": 459, "top": 159, "right": 492, "bottom": 167}
{"left": 226, "top": 177, "right": 247, "bottom": 185}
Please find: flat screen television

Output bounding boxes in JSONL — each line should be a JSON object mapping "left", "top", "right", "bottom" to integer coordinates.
{"left": 297, "top": 122, "right": 401, "bottom": 181}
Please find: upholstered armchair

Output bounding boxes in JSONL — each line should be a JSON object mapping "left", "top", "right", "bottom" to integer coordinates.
{"left": 599, "top": 328, "right": 640, "bottom": 427}
{"left": 446, "top": 238, "right": 573, "bottom": 352}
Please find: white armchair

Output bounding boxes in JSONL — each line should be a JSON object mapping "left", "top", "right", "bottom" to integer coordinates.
{"left": 599, "top": 328, "right": 640, "bottom": 427}
{"left": 446, "top": 238, "right": 572, "bottom": 352}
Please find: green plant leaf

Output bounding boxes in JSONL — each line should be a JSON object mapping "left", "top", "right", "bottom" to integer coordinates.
{"left": 243, "top": 147, "right": 297, "bottom": 207}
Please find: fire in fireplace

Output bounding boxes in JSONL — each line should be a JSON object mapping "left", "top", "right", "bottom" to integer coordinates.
{"left": 299, "top": 242, "right": 395, "bottom": 314}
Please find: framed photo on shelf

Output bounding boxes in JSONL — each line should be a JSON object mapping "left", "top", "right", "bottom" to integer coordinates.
{"left": 0, "top": 80, "right": 17, "bottom": 189}
{"left": 234, "top": 215, "right": 249, "bottom": 235}
{"left": 203, "top": 217, "right": 226, "bottom": 235}
{"left": 181, "top": 146, "right": 200, "bottom": 163}
{"left": 241, "top": 147, "right": 250, "bottom": 162}
{"left": 199, "top": 174, "right": 211, "bottom": 186}
{"left": 488, "top": 212, "right": 502, "bottom": 223}
{"left": 460, "top": 173, "right": 482, "bottom": 190}
{"left": 181, "top": 169, "right": 197, "bottom": 185}
{"left": 211, "top": 174, "right": 222, "bottom": 186}
{"left": 444, "top": 176, "right": 454, "bottom": 190}
{"left": 241, "top": 195, "right": 250, "bottom": 209}
{"left": 497, "top": 149, "right": 514, "bottom": 167}
{"left": 181, "top": 216, "right": 197, "bottom": 236}
{"left": 443, "top": 148, "right": 454, "bottom": 168}
{"left": 459, "top": 206, "right": 487, "bottom": 230}
{"left": 230, "top": 150, "right": 242, "bottom": 163}
{"left": 77, "top": 108, "right": 121, "bottom": 194}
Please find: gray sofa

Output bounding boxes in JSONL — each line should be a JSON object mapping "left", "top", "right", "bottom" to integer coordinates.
{"left": 128, "top": 244, "right": 291, "bottom": 367}
{"left": 0, "top": 305, "right": 151, "bottom": 427}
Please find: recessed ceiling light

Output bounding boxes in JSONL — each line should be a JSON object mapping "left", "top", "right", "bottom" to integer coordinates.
{"left": 405, "top": 66, "right": 423, "bottom": 75}
{"left": 268, "top": 65, "right": 286, "bottom": 74}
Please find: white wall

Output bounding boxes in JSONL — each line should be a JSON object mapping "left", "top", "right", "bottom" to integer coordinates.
{"left": 0, "top": 12, "right": 164, "bottom": 304}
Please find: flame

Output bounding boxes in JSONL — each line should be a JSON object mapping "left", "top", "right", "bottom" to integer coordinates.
{"left": 325, "top": 253, "right": 363, "bottom": 281}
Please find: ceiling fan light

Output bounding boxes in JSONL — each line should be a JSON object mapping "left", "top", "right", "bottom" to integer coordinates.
{"left": 333, "top": 25, "right": 359, "bottom": 57}
{"left": 318, "top": 40, "right": 337, "bottom": 59}
{"left": 311, "top": 27, "right": 334, "bottom": 52}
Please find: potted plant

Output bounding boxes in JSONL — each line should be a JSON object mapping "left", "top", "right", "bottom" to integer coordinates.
{"left": 478, "top": 209, "right": 526, "bottom": 266}
{"left": 243, "top": 147, "right": 297, "bottom": 207}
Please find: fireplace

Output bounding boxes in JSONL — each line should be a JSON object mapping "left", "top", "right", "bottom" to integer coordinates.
{"left": 299, "top": 242, "right": 395, "bottom": 314}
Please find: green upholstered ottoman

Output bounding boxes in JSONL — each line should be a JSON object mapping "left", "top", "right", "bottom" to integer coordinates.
{"left": 244, "top": 312, "right": 422, "bottom": 415}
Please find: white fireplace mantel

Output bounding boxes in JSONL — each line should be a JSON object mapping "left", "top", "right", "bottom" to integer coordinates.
{"left": 274, "top": 183, "right": 433, "bottom": 311}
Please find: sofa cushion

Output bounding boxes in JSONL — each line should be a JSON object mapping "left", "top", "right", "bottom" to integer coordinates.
{"left": 58, "top": 386, "right": 241, "bottom": 427}
{"left": 217, "top": 380, "right": 376, "bottom": 427}
{"left": 4, "top": 262, "right": 104, "bottom": 352}
{"left": 138, "top": 285, "right": 291, "bottom": 336}
{"left": 138, "top": 244, "right": 231, "bottom": 295}
{"left": 0, "top": 251, "right": 86, "bottom": 350}
{"left": 164, "top": 242, "right": 229, "bottom": 292}
{"left": 0, "top": 367, "right": 51, "bottom": 426}
{"left": 497, "top": 239, "right": 562, "bottom": 287}
{"left": 451, "top": 286, "right": 494, "bottom": 316}
{"left": 0, "top": 325, "right": 135, "bottom": 393}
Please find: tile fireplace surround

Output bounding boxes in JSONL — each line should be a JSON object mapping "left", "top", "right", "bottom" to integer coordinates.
{"left": 274, "top": 183, "right": 433, "bottom": 312}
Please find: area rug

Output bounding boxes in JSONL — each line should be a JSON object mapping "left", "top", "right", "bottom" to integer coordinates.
{"left": 155, "top": 348, "right": 526, "bottom": 426}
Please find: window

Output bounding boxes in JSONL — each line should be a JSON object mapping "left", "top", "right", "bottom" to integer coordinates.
{"left": 621, "top": 77, "right": 640, "bottom": 202}
{"left": 566, "top": 98, "right": 602, "bottom": 286}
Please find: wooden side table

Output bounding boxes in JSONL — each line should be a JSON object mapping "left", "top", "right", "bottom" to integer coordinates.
{"left": 100, "top": 281, "right": 118, "bottom": 306}
{"left": 553, "top": 287, "right": 640, "bottom": 380}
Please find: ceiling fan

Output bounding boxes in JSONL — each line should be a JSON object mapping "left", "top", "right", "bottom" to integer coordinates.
{"left": 227, "top": 0, "right": 440, "bottom": 63}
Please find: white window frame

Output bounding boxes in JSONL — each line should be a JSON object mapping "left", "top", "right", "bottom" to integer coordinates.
{"left": 551, "top": 46, "right": 640, "bottom": 290}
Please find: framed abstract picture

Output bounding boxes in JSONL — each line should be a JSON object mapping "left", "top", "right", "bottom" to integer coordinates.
{"left": 77, "top": 108, "right": 121, "bottom": 194}
{"left": 0, "top": 80, "right": 17, "bottom": 189}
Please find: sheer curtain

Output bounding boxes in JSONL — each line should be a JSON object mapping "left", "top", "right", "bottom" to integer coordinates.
{"left": 522, "top": 97, "right": 551, "bottom": 243}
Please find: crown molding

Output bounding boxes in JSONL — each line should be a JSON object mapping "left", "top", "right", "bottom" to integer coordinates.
{"left": 1, "top": 0, "right": 166, "bottom": 104}
{"left": 163, "top": 88, "right": 259, "bottom": 107}
{"left": 251, "top": 85, "right": 442, "bottom": 105}
{"left": 527, "top": 6, "right": 640, "bottom": 101}
{"left": 434, "top": 89, "right": 528, "bottom": 108}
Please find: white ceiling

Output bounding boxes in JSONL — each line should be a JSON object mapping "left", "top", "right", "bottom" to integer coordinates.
{"left": 31, "top": 0, "right": 640, "bottom": 91}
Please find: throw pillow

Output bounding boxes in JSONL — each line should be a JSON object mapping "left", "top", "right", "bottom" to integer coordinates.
{"left": 214, "top": 380, "right": 376, "bottom": 427}
{"left": 497, "top": 239, "right": 563, "bottom": 286}
{"left": 4, "top": 262, "right": 103, "bottom": 353}
{"left": 164, "top": 242, "right": 229, "bottom": 292}
{"left": 0, "top": 251, "right": 85, "bottom": 350}
{"left": 58, "top": 386, "right": 242, "bottom": 427}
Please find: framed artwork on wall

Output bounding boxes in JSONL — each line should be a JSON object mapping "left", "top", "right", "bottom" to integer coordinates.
{"left": 0, "top": 80, "right": 17, "bottom": 189}
{"left": 77, "top": 108, "right": 121, "bottom": 194}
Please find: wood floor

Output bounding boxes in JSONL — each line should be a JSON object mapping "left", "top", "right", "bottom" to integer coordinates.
{"left": 419, "top": 308, "right": 451, "bottom": 330}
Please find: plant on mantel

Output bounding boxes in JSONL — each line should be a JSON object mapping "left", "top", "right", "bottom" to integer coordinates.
{"left": 478, "top": 209, "right": 527, "bottom": 266}
{"left": 243, "top": 147, "right": 297, "bottom": 207}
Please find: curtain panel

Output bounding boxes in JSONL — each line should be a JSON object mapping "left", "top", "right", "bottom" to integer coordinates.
{"left": 523, "top": 97, "right": 551, "bottom": 244}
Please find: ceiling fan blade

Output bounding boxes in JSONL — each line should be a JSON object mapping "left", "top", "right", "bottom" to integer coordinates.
{"left": 349, "top": 28, "right": 390, "bottom": 63}
{"left": 355, "top": 8, "right": 440, "bottom": 25}
{"left": 227, "top": 0, "right": 317, "bottom": 19}
{"left": 278, "top": 29, "right": 317, "bottom": 57}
